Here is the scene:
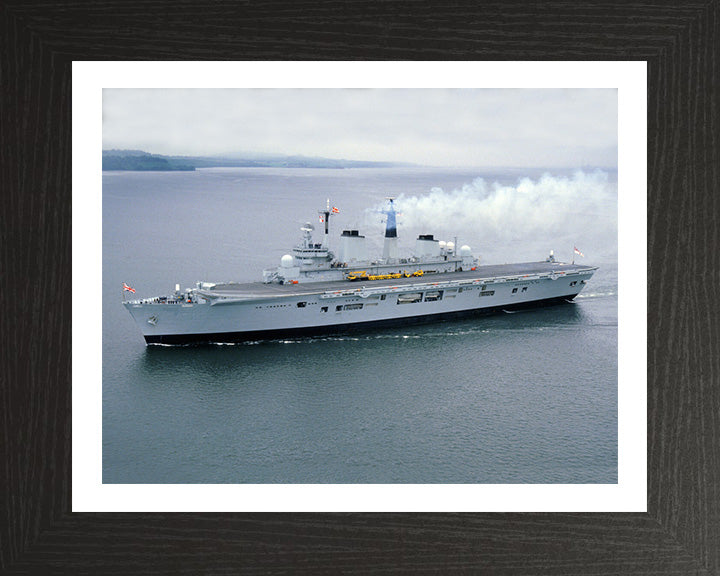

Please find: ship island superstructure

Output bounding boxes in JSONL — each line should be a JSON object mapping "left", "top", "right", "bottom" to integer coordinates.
{"left": 124, "top": 199, "right": 598, "bottom": 344}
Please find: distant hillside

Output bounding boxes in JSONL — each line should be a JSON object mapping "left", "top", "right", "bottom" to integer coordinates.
{"left": 102, "top": 150, "right": 406, "bottom": 171}
{"left": 102, "top": 150, "right": 195, "bottom": 171}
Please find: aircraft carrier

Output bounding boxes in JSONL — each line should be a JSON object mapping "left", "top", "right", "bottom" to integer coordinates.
{"left": 124, "top": 199, "right": 597, "bottom": 344}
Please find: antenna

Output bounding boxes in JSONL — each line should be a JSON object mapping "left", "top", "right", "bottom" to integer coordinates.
{"left": 454, "top": 235, "right": 458, "bottom": 270}
{"left": 318, "top": 200, "right": 331, "bottom": 244}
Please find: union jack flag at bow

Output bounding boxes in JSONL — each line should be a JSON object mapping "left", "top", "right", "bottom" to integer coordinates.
{"left": 573, "top": 247, "right": 584, "bottom": 257}
{"left": 123, "top": 282, "right": 136, "bottom": 293}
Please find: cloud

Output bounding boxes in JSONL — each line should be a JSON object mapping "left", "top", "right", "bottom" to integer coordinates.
{"left": 366, "top": 171, "right": 617, "bottom": 263}
{"left": 103, "top": 89, "right": 617, "bottom": 168}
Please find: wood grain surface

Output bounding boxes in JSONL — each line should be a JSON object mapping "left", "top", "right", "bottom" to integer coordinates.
{"left": 1, "top": 1, "right": 718, "bottom": 574}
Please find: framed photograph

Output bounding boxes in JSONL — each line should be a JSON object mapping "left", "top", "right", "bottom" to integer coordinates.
{"left": 3, "top": 2, "right": 718, "bottom": 574}
{"left": 78, "top": 64, "right": 640, "bottom": 513}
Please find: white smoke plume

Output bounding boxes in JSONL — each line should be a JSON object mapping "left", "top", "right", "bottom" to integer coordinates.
{"left": 368, "top": 171, "right": 617, "bottom": 264}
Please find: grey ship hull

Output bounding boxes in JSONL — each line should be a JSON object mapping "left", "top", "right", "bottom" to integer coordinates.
{"left": 124, "top": 261, "right": 597, "bottom": 345}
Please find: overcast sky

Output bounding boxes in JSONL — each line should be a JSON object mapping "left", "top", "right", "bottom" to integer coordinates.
{"left": 102, "top": 89, "right": 617, "bottom": 169}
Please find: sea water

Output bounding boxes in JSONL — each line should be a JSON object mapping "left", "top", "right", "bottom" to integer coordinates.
{"left": 102, "top": 167, "right": 617, "bottom": 483}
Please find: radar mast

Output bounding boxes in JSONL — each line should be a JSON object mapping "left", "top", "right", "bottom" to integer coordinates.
{"left": 382, "top": 197, "right": 399, "bottom": 261}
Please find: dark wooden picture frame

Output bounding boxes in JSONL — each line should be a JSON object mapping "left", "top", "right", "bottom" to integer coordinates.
{"left": 2, "top": 2, "right": 718, "bottom": 574}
